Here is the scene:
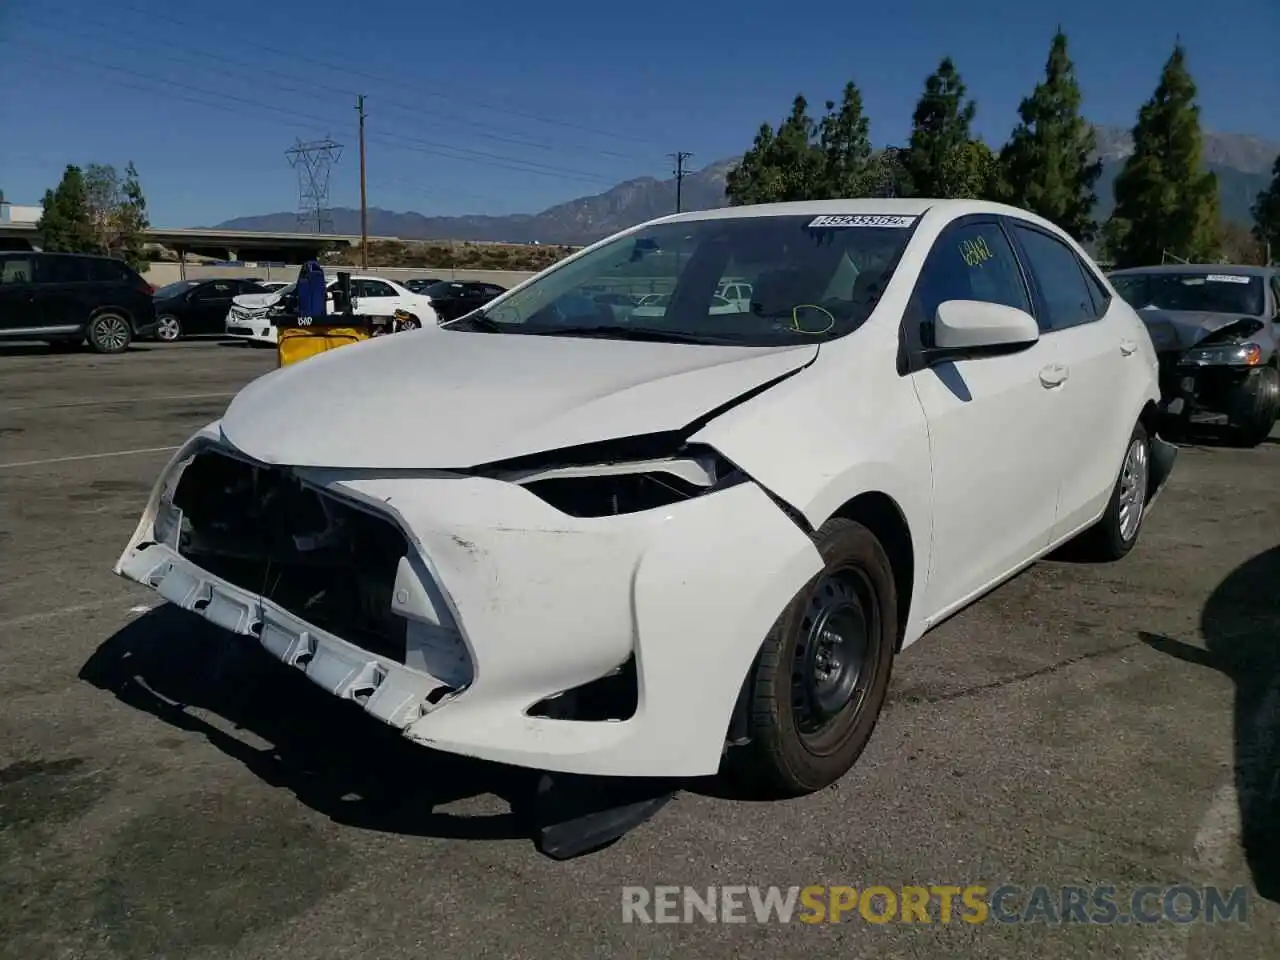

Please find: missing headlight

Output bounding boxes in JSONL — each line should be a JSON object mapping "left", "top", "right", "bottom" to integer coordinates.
{"left": 515, "top": 446, "right": 745, "bottom": 518}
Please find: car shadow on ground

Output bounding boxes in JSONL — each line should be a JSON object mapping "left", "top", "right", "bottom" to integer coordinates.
{"left": 80, "top": 605, "right": 545, "bottom": 844}
{"left": 1139, "top": 545, "right": 1280, "bottom": 903}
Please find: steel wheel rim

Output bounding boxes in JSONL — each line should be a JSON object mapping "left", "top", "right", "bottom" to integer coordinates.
{"left": 156, "top": 316, "right": 181, "bottom": 341}
{"left": 1118, "top": 437, "right": 1148, "bottom": 542}
{"left": 791, "top": 566, "right": 878, "bottom": 748}
{"left": 96, "top": 316, "right": 129, "bottom": 351}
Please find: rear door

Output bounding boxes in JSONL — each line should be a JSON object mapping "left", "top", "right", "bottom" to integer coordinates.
{"left": 352, "top": 278, "right": 401, "bottom": 316}
{"left": 1004, "top": 220, "right": 1131, "bottom": 541}
{"left": 0, "top": 254, "right": 40, "bottom": 333}
{"left": 35, "top": 255, "right": 93, "bottom": 331}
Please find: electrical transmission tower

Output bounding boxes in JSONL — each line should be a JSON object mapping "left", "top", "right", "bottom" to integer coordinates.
{"left": 286, "top": 136, "right": 344, "bottom": 234}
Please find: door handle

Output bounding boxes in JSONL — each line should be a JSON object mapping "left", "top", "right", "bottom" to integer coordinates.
{"left": 1120, "top": 338, "right": 1138, "bottom": 355}
{"left": 1039, "top": 363, "right": 1069, "bottom": 388}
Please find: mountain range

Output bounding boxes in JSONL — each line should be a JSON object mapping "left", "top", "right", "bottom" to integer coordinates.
{"left": 215, "top": 126, "right": 1278, "bottom": 246}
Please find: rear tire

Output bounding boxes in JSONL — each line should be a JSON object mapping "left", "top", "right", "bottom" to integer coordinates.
{"left": 86, "top": 312, "right": 133, "bottom": 354}
{"left": 1077, "top": 421, "right": 1150, "bottom": 561}
{"left": 155, "top": 314, "right": 183, "bottom": 342}
{"left": 1227, "top": 366, "right": 1279, "bottom": 447}
{"left": 733, "top": 517, "right": 898, "bottom": 798}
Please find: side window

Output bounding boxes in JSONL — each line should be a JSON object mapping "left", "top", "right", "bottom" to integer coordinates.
{"left": 1078, "top": 261, "right": 1112, "bottom": 315}
{"left": 1009, "top": 225, "right": 1099, "bottom": 332}
{"left": 38, "top": 256, "right": 89, "bottom": 283}
{"left": 0, "top": 256, "right": 36, "bottom": 284}
{"left": 916, "top": 221, "right": 1031, "bottom": 324}
{"left": 86, "top": 258, "right": 132, "bottom": 283}
{"left": 360, "top": 280, "right": 396, "bottom": 298}
{"left": 1270, "top": 276, "right": 1280, "bottom": 319}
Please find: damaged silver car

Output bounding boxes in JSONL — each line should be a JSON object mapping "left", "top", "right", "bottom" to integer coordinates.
{"left": 1110, "top": 264, "right": 1280, "bottom": 446}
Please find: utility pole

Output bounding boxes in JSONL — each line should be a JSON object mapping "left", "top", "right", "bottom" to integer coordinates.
{"left": 669, "top": 151, "right": 693, "bottom": 213}
{"left": 357, "top": 95, "right": 368, "bottom": 269}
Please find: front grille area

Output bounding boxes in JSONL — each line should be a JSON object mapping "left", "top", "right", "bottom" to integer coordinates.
{"left": 171, "top": 449, "right": 410, "bottom": 663}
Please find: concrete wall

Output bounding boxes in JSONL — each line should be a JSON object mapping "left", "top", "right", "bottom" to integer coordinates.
{"left": 142, "top": 262, "right": 540, "bottom": 289}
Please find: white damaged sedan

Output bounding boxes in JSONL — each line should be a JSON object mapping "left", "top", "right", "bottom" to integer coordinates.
{"left": 116, "top": 199, "right": 1175, "bottom": 799}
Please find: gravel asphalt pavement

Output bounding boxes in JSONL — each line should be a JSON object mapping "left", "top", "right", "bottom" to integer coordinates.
{"left": 1, "top": 338, "right": 1277, "bottom": 959}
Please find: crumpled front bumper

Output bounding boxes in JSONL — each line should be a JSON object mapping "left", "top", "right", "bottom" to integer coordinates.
{"left": 115, "top": 428, "right": 824, "bottom": 778}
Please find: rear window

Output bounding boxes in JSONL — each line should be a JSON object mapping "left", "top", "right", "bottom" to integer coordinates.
{"left": 39, "top": 256, "right": 90, "bottom": 283}
{"left": 1110, "top": 271, "right": 1265, "bottom": 316}
{"left": 85, "top": 258, "right": 136, "bottom": 283}
{"left": 424, "top": 281, "right": 465, "bottom": 298}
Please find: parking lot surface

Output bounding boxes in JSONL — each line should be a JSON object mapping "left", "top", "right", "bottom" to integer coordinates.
{"left": 1, "top": 338, "right": 1278, "bottom": 960}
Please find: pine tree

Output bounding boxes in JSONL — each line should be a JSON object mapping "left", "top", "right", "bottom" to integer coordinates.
{"left": 726, "top": 96, "right": 824, "bottom": 205}
{"left": 1252, "top": 153, "right": 1280, "bottom": 259}
{"left": 118, "top": 162, "right": 151, "bottom": 272}
{"left": 35, "top": 165, "right": 97, "bottom": 254}
{"left": 817, "top": 82, "right": 873, "bottom": 198}
{"left": 903, "top": 57, "right": 990, "bottom": 198}
{"left": 1107, "top": 44, "right": 1222, "bottom": 267}
{"left": 997, "top": 29, "right": 1103, "bottom": 241}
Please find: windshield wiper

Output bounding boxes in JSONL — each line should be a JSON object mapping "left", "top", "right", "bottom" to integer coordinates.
{"left": 518, "top": 324, "right": 740, "bottom": 344}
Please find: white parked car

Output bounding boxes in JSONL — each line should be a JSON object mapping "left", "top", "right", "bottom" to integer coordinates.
{"left": 117, "top": 199, "right": 1174, "bottom": 807}
{"left": 224, "top": 274, "right": 439, "bottom": 344}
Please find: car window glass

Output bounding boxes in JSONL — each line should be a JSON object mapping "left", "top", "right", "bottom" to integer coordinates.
{"left": 1078, "top": 262, "right": 1111, "bottom": 315}
{"left": 1009, "top": 225, "right": 1097, "bottom": 331}
{"left": 0, "top": 256, "right": 36, "bottom": 284}
{"left": 1109, "top": 275, "right": 1147, "bottom": 307}
{"left": 86, "top": 258, "right": 132, "bottom": 282}
{"left": 1270, "top": 277, "right": 1280, "bottom": 318}
{"left": 359, "top": 280, "right": 396, "bottom": 298}
{"left": 38, "top": 256, "right": 89, "bottom": 283}
{"left": 916, "top": 222, "right": 1031, "bottom": 323}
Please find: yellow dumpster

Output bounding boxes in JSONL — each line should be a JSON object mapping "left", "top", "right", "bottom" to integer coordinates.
{"left": 276, "top": 323, "right": 370, "bottom": 368}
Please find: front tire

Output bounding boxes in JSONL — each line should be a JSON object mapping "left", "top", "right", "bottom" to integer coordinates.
{"left": 1078, "top": 421, "right": 1150, "bottom": 561}
{"left": 735, "top": 517, "right": 898, "bottom": 797}
{"left": 86, "top": 312, "right": 133, "bottom": 354}
{"left": 1227, "top": 366, "right": 1279, "bottom": 447}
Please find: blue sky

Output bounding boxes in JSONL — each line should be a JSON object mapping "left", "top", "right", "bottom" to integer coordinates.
{"left": 2, "top": 0, "right": 1276, "bottom": 227}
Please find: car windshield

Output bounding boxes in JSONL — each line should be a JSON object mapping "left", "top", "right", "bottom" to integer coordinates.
{"left": 154, "top": 280, "right": 200, "bottom": 298}
{"left": 451, "top": 214, "right": 916, "bottom": 345}
{"left": 1110, "top": 272, "right": 1265, "bottom": 316}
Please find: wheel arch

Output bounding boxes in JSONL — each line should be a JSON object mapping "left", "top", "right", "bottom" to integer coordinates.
{"left": 88, "top": 303, "right": 136, "bottom": 328}
{"left": 723, "top": 487, "right": 917, "bottom": 753}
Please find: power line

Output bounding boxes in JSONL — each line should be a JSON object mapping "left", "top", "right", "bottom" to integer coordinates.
{"left": 2, "top": 42, "right": 626, "bottom": 187}
{"left": 669, "top": 152, "right": 694, "bottom": 213}
{"left": 18, "top": 13, "right": 651, "bottom": 165}
{"left": 49, "top": 0, "right": 664, "bottom": 149}
{"left": 286, "top": 137, "right": 343, "bottom": 234}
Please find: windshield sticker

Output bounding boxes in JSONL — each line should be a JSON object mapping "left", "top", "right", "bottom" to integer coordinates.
{"left": 808, "top": 214, "right": 917, "bottom": 228}
{"left": 1205, "top": 274, "right": 1251, "bottom": 284}
{"left": 959, "top": 235, "right": 994, "bottom": 268}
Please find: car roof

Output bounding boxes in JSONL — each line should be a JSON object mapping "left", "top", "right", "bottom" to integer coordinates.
{"left": 1108, "top": 263, "right": 1274, "bottom": 277}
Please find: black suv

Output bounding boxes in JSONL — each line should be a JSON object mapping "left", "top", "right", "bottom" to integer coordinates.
{"left": 0, "top": 252, "right": 159, "bottom": 353}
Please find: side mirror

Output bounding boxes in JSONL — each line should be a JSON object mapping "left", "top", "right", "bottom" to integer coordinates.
{"left": 924, "top": 299, "right": 1039, "bottom": 362}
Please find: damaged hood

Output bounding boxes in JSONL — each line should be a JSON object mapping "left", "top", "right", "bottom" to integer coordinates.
{"left": 1137, "top": 308, "right": 1265, "bottom": 353}
{"left": 218, "top": 328, "right": 819, "bottom": 469}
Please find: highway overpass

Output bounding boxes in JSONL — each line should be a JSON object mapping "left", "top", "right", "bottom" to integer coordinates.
{"left": 0, "top": 219, "right": 398, "bottom": 264}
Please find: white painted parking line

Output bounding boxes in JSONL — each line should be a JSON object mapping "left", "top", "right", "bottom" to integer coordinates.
{"left": 0, "top": 391, "right": 236, "bottom": 414}
{"left": 0, "top": 446, "right": 180, "bottom": 470}
{"left": 0, "top": 597, "right": 144, "bottom": 630}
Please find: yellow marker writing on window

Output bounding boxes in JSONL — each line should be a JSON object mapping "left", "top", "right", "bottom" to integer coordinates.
{"left": 959, "top": 236, "right": 993, "bottom": 268}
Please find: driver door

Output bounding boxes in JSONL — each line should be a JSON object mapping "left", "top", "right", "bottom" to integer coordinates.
{"left": 907, "top": 217, "right": 1071, "bottom": 619}
{"left": 188, "top": 281, "right": 238, "bottom": 334}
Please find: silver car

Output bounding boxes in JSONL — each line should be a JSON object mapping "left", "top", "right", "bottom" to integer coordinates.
{"left": 1108, "top": 264, "right": 1280, "bottom": 446}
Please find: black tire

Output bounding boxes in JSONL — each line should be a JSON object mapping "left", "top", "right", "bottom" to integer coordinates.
{"left": 734, "top": 517, "right": 898, "bottom": 797}
{"left": 86, "top": 312, "right": 133, "bottom": 354}
{"left": 155, "top": 314, "right": 183, "bottom": 342}
{"left": 1227, "top": 366, "right": 1279, "bottom": 447}
{"left": 398, "top": 313, "right": 422, "bottom": 331}
{"left": 1077, "top": 421, "right": 1150, "bottom": 561}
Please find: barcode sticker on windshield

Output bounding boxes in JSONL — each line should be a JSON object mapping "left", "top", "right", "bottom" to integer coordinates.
{"left": 808, "top": 214, "right": 917, "bottom": 228}
{"left": 1206, "top": 274, "right": 1251, "bottom": 283}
